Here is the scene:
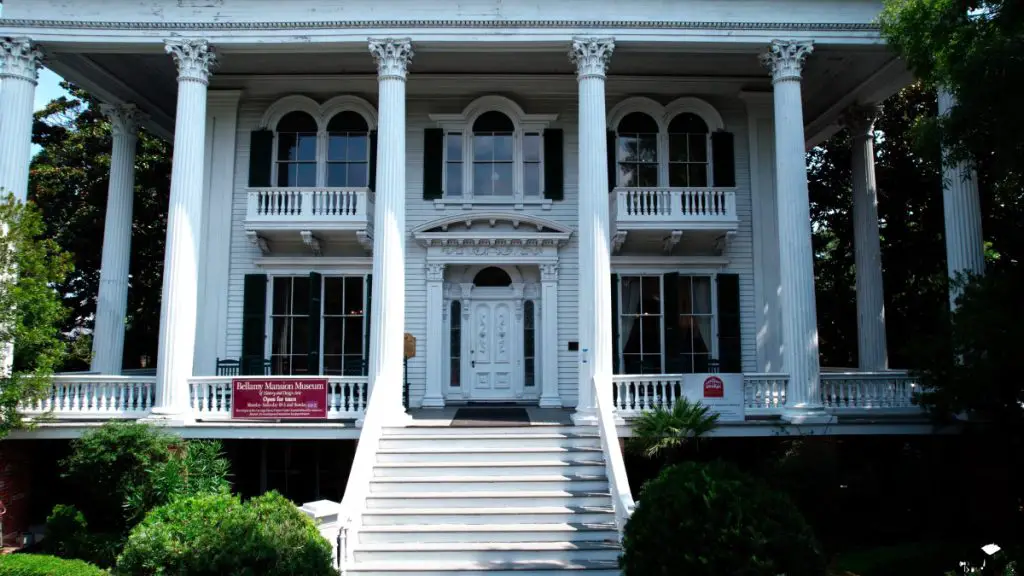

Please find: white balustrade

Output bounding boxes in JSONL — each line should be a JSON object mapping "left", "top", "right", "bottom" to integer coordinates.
{"left": 611, "top": 374, "right": 684, "bottom": 418}
{"left": 613, "top": 187, "right": 737, "bottom": 224}
{"left": 744, "top": 373, "right": 789, "bottom": 414}
{"left": 246, "top": 187, "right": 373, "bottom": 223}
{"left": 820, "top": 371, "right": 919, "bottom": 412}
{"left": 187, "top": 376, "right": 369, "bottom": 421}
{"left": 593, "top": 374, "right": 636, "bottom": 542}
{"left": 19, "top": 375, "right": 156, "bottom": 418}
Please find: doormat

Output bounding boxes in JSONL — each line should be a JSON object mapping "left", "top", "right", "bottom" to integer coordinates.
{"left": 451, "top": 407, "right": 531, "bottom": 427}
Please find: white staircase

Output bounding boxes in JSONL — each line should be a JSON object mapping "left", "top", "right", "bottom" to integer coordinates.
{"left": 344, "top": 424, "right": 623, "bottom": 575}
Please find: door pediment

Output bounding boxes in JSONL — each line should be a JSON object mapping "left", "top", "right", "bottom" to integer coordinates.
{"left": 412, "top": 212, "right": 573, "bottom": 252}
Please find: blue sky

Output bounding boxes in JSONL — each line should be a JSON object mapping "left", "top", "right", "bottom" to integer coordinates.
{"left": 35, "top": 68, "right": 70, "bottom": 112}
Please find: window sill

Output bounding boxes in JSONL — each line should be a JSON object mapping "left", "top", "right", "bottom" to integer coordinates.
{"left": 433, "top": 197, "right": 553, "bottom": 211}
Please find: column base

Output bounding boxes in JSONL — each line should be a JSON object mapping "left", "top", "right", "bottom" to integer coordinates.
{"left": 781, "top": 408, "right": 836, "bottom": 425}
{"left": 539, "top": 395, "right": 563, "bottom": 409}
{"left": 420, "top": 395, "right": 446, "bottom": 409}
{"left": 142, "top": 408, "right": 192, "bottom": 427}
{"left": 571, "top": 409, "right": 598, "bottom": 426}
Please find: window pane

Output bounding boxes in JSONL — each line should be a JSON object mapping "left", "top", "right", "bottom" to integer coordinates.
{"left": 692, "top": 276, "right": 712, "bottom": 314}
{"left": 525, "top": 358, "right": 535, "bottom": 387}
{"left": 297, "top": 134, "right": 317, "bottom": 161}
{"left": 296, "top": 163, "right": 317, "bottom": 187}
{"left": 524, "top": 330, "right": 535, "bottom": 353}
{"left": 618, "top": 136, "right": 638, "bottom": 162}
{"left": 349, "top": 163, "right": 369, "bottom": 187}
{"left": 348, "top": 136, "right": 368, "bottom": 162}
{"left": 524, "top": 163, "right": 541, "bottom": 197}
{"left": 524, "top": 134, "right": 541, "bottom": 162}
{"left": 641, "top": 316, "right": 661, "bottom": 353}
{"left": 343, "top": 356, "right": 364, "bottom": 376}
{"left": 618, "top": 164, "right": 636, "bottom": 188}
{"left": 278, "top": 133, "right": 298, "bottom": 161}
{"left": 641, "top": 276, "right": 661, "bottom": 314}
{"left": 291, "top": 277, "right": 311, "bottom": 315}
{"left": 272, "top": 317, "right": 291, "bottom": 354}
{"left": 638, "top": 164, "right": 658, "bottom": 187}
{"left": 289, "top": 355, "right": 308, "bottom": 375}
{"left": 473, "top": 135, "right": 493, "bottom": 161}
{"left": 326, "top": 163, "right": 348, "bottom": 187}
{"left": 493, "top": 163, "right": 513, "bottom": 196}
{"left": 622, "top": 355, "right": 641, "bottom": 374}
{"left": 344, "top": 277, "right": 363, "bottom": 314}
{"left": 323, "top": 355, "right": 342, "bottom": 375}
{"left": 324, "top": 278, "right": 344, "bottom": 315}
{"left": 450, "top": 359, "right": 461, "bottom": 387}
{"left": 446, "top": 163, "right": 463, "bottom": 196}
{"left": 641, "top": 354, "right": 661, "bottom": 374}
{"left": 693, "top": 317, "right": 712, "bottom": 353}
{"left": 292, "top": 318, "right": 310, "bottom": 355}
{"left": 677, "top": 320, "right": 694, "bottom": 355}
{"left": 622, "top": 318, "right": 641, "bottom": 354}
{"left": 692, "top": 354, "right": 710, "bottom": 373}
{"left": 328, "top": 135, "right": 348, "bottom": 161}
{"left": 669, "top": 163, "right": 687, "bottom": 187}
{"left": 344, "top": 317, "right": 363, "bottom": 354}
{"left": 668, "top": 134, "right": 688, "bottom": 163}
{"left": 689, "top": 164, "right": 708, "bottom": 188}
{"left": 524, "top": 302, "right": 535, "bottom": 329}
{"left": 493, "top": 134, "right": 514, "bottom": 161}
{"left": 473, "top": 163, "right": 493, "bottom": 196}
{"left": 323, "top": 318, "right": 343, "bottom": 355}
{"left": 638, "top": 135, "right": 658, "bottom": 163}
{"left": 446, "top": 133, "right": 463, "bottom": 159}
{"left": 664, "top": 316, "right": 684, "bottom": 351}
{"left": 278, "top": 163, "right": 296, "bottom": 187}
{"left": 678, "top": 276, "right": 693, "bottom": 314}
{"left": 689, "top": 134, "right": 708, "bottom": 162}
{"left": 273, "top": 278, "right": 291, "bottom": 315}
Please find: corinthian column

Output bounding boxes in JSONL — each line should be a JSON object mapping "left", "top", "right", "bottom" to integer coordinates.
{"left": 761, "top": 40, "right": 828, "bottom": 422}
{"left": 91, "top": 104, "right": 145, "bottom": 375}
{"left": 366, "top": 38, "right": 413, "bottom": 419}
{"left": 569, "top": 37, "right": 614, "bottom": 425}
{"left": 937, "top": 89, "right": 985, "bottom": 309}
{"left": 843, "top": 106, "right": 888, "bottom": 371}
{"left": 0, "top": 37, "right": 43, "bottom": 202}
{"left": 151, "top": 40, "right": 217, "bottom": 419}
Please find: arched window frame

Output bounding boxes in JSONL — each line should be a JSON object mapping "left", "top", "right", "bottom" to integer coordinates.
{"left": 607, "top": 96, "right": 726, "bottom": 189}
{"left": 259, "top": 95, "right": 379, "bottom": 188}
{"left": 429, "top": 96, "right": 558, "bottom": 205}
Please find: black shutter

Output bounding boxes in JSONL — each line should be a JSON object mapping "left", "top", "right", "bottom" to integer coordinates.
{"left": 662, "top": 273, "right": 682, "bottom": 373}
{"left": 242, "top": 274, "right": 268, "bottom": 375}
{"left": 363, "top": 274, "right": 372, "bottom": 376}
{"left": 717, "top": 273, "right": 742, "bottom": 373}
{"left": 711, "top": 131, "right": 736, "bottom": 188}
{"left": 606, "top": 130, "right": 617, "bottom": 192}
{"left": 423, "top": 128, "right": 444, "bottom": 200}
{"left": 610, "top": 274, "right": 620, "bottom": 374}
{"left": 368, "top": 130, "right": 378, "bottom": 190}
{"left": 308, "top": 272, "right": 322, "bottom": 375}
{"left": 248, "top": 129, "right": 274, "bottom": 187}
{"left": 543, "top": 129, "right": 564, "bottom": 200}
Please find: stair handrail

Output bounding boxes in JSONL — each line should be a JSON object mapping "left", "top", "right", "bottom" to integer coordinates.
{"left": 593, "top": 373, "right": 636, "bottom": 541}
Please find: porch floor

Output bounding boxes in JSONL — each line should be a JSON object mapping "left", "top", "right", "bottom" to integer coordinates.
{"left": 405, "top": 407, "right": 575, "bottom": 427}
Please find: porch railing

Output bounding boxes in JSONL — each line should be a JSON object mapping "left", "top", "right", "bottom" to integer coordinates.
{"left": 188, "top": 376, "right": 368, "bottom": 420}
{"left": 246, "top": 187, "right": 373, "bottom": 223}
{"left": 820, "top": 371, "right": 919, "bottom": 412}
{"left": 744, "top": 373, "right": 789, "bottom": 415}
{"left": 19, "top": 375, "right": 156, "bottom": 419}
{"left": 593, "top": 375, "right": 635, "bottom": 542}
{"left": 612, "top": 187, "right": 737, "bottom": 224}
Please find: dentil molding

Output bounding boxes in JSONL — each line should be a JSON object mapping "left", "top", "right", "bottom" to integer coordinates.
{"left": 760, "top": 39, "right": 814, "bottom": 84}
{"left": 570, "top": 37, "right": 615, "bottom": 79}
{"left": 368, "top": 37, "right": 413, "bottom": 80}
{"left": 0, "top": 37, "right": 43, "bottom": 83}
{"left": 165, "top": 39, "right": 218, "bottom": 85}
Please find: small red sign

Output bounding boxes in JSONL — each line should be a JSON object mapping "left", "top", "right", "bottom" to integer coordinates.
{"left": 703, "top": 376, "right": 724, "bottom": 398}
{"left": 231, "top": 378, "right": 328, "bottom": 420}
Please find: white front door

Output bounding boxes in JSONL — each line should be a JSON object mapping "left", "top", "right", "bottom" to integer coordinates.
{"left": 467, "top": 300, "right": 519, "bottom": 401}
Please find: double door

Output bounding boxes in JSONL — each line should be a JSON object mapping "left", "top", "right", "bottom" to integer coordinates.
{"left": 465, "top": 299, "right": 522, "bottom": 402}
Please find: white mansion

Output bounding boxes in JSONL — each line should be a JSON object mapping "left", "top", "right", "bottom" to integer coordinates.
{"left": 0, "top": 1, "right": 986, "bottom": 573}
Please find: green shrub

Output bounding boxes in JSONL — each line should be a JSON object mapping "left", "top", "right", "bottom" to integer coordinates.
{"left": 0, "top": 554, "right": 107, "bottom": 576}
{"left": 626, "top": 397, "right": 719, "bottom": 462}
{"left": 117, "top": 491, "right": 335, "bottom": 576}
{"left": 621, "top": 461, "right": 826, "bottom": 576}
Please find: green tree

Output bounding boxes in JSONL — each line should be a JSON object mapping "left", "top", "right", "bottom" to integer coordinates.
{"left": 30, "top": 82, "right": 169, "bottom": 372}
{"left": 0, "top": 195, "right": 74, "bottom": 438}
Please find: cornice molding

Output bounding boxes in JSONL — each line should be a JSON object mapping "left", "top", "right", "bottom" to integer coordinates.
{"left": 0, "top": 18, "right": 881, "bottom": 32}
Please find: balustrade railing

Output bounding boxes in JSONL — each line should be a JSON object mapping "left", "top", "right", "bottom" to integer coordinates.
{"left": 246, "top": 187, "right": 373, "bottom": 223}
{"left": 613, "top": 187, "right": 737, "bottom": 223}
{"left": 820, "top": 371, "right": 919, "bottom": 411}
{"left": 744, "top": 373, "right": 788, "bottom": 414}
{"left": 188, "top": 376, "right": 368, "bottom": 420}
{"left": 611, "top": 374, "right": 683, "bottom": 417}
{"left": 19, "top": 375, "right": 155, "bottom": 418}
{"left": 593, "top": 375, "right": 635, "bottom": 542}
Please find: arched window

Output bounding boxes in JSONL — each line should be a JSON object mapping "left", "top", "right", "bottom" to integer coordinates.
{"left": 326, "top": 111, "right": 370, "bottom": 187}
{"left": 616, "top": 112, "right": 659, "bottom": 188}
{"left": 472, "top": 111, "right": 515, "bottom": 196}
{"left": 276, "top": 111, "right": 318, "bottom": 187}
{"left": 668, "top": 113, "right": 710, "bottom": 187}
{"left": 450, "top": 301, "right": 462, "bottom": 387}
{"left": 473, "top": 266, "right": 513, "bottom": 287}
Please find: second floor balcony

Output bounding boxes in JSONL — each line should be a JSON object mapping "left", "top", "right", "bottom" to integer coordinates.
{"left": 610, "top": 187, "right": 739, "bottom": 254}
{"left": 244, "top": 187, "right": 375, "bottom": 255}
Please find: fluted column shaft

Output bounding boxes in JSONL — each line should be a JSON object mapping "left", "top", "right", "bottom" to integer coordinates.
{"left": 761, "top": 40, "right": 825, "bottom": 417}
{"left": 0, "top": 37, "right": 42, "bottom": 203}
{"left": 91, "top": 104, "right": 144, "bottom": 375}
{"left": 937, "top": 88, "right": 985, "bottom": 309}
{"left": 367, "top": 38, "right": 413, "bottom": 416}
{"left": 570, "top": 38, "right": 615, "bottom": 424}
{"left": 844, "top": 107, "right": 888, "bottom": 371}
{"left": 152, "top": 40, "right": 217, "bottom": 418}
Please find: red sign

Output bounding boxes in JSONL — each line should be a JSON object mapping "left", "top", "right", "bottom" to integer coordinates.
{"left": 703, "top": 376, "right": 724, "bottom": 398}
{"left": 231, "top": 379, "right": 328, "bottom": 419}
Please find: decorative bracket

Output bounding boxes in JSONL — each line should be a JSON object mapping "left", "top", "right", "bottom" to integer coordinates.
{"left": 611, "top": 230, "right": 628, "bottom": 254}
{"left": 355, "top": 228, "right": 374, "bottom": 253}
{"left": 715, "top": 230, "right": 737, "bottom": 254}
{"left": 246, "top": 230, "right": 270, "bottom": 255}
{"left": 663, "top": 231, "right": 683, "bottom": 254}
{"left": 300, "top": 230, "right": 323, "bottom": 257}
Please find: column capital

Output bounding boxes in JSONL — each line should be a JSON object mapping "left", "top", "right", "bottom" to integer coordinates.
{"left": 425, "top": 263, "right": 445, "bottom": 282}
{"left": 100, "top": 103, "right": 147, "bottom": 139}
{"left": 760, "top": 40, "right": 814, "bottom": 84}
{"left": 0, "top": 37, "right": 43, "bottom": 84}
{"left": 165, "top": 39, "right": 218, "bottom": 85}
{"left": 569, "top": 37, "right": 615, "bottom": 80}
{"left": 540, "top": 263, "right": 559, "bottom": 282}
{"left": 841, "top": 104, "right": 880, "bottom": 139}
{"left": 368, "top": 37, "right": 414, "bottom": 81}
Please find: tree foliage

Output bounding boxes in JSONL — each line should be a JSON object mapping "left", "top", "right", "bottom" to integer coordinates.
{"left": 30, "top": 82, "right": 169, "bottom": 371}
{"left": 0, "top": 195, "right": 74, "bottom": 438}
{"left": 626, "top": 397, "right": 718, "bottom": 462}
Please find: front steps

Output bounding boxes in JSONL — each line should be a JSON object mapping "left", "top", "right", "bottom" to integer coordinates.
{"left": 346, "top": 424, "right": 622, "bottom": 575}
